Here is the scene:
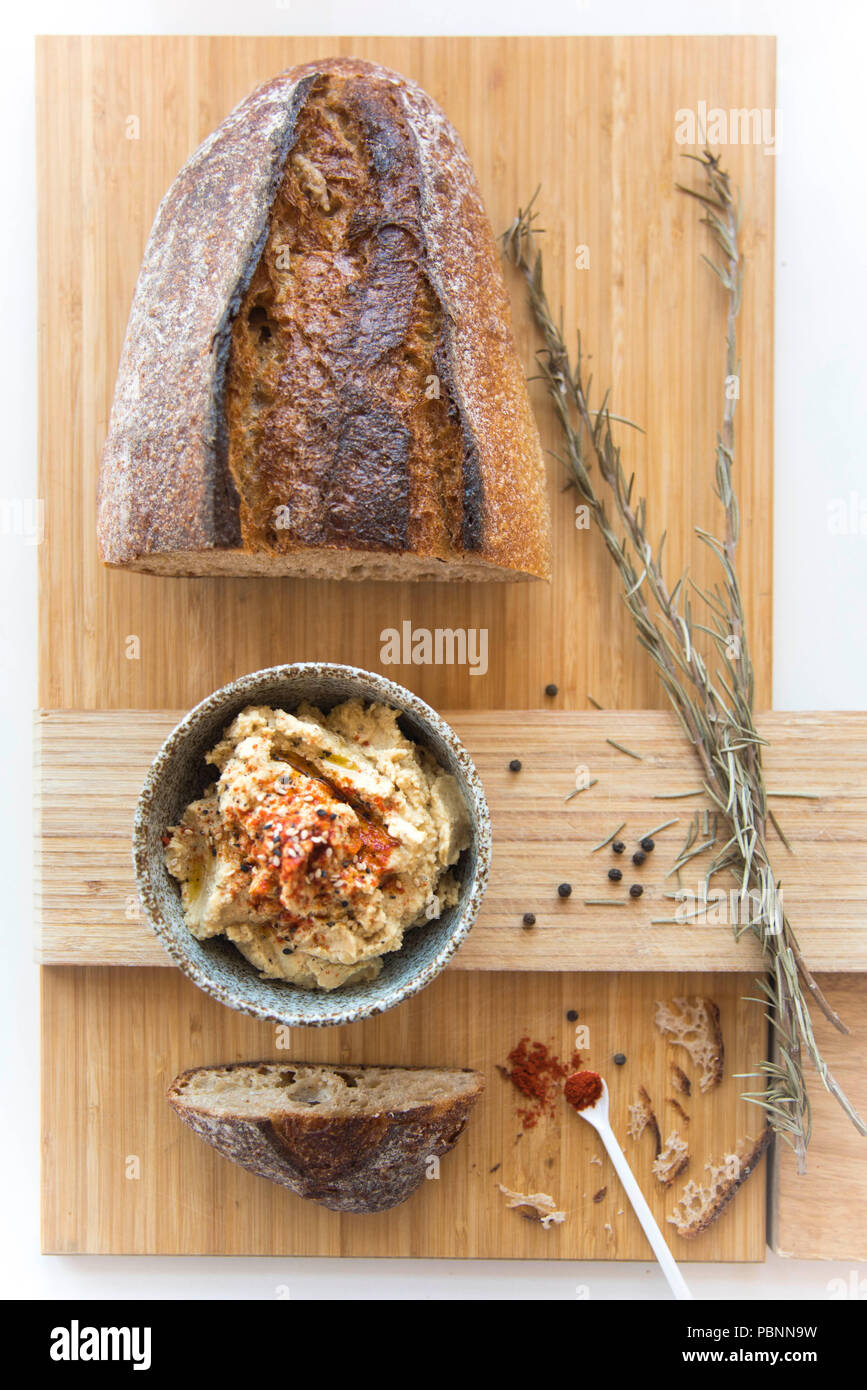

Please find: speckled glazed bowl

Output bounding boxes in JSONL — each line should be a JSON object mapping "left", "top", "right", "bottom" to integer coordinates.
{"left": 133, "top": 663, "right": 490, "bottom": 1027}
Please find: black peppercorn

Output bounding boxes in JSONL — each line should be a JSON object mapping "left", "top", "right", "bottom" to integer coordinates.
{"left": 508, "top": 758, "right": 522, "bottom": 772}
{"left": 613, "top": 1052, "right": 627, "bottom": 1066}
{"left": 545, "top": 683, "right": 559, "bottom": 697}
{"left": 566, "top": 1009, "right": 579, "bottom": 1022}
{"left": 632, "top": 850, "right": 646, "bottom": 865}
{"left": 612, "top": 840, "right": 625, "bottom": 854}
{"left": 522, "top": 912, "right": 536, "bottom": 928}
{"left": 608, "top": 867, "right": 623, "bottom": 882}
{"left": 640, "top": 837, "right": 655, "bottom": 852}
{"left": 557, "top": 882, "right": 572, "bottom": 898}
{"left": 629, "top": 883, "right": 644, "bottom": 898}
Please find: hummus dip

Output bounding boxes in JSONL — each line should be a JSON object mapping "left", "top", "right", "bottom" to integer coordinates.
{"left": 164, "top": 700, "right": 471, "bottom": 990}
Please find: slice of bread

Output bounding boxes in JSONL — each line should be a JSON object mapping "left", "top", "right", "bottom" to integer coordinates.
{"left": 668, "top": 1132, "right": 771, "bottom": 1237}
{"left": 654, "top": 996, "right": 725, "bottom": 1092}
{"left": 166, "top": 1060, "right": 484, "bottom": 1213}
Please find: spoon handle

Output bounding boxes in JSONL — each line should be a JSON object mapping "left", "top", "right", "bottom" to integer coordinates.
{"left": 597, "top": 1121, "right": 693, "bottom": 1300}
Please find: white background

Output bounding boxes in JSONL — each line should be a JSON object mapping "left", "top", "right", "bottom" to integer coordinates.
{"left": 2, "top": 0, "right": 865, "bottom": 1300}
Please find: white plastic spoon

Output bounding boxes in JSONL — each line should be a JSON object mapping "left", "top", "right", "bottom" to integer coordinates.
{"left": 567, "top": 1074, "right": 693, "bottom": 1300}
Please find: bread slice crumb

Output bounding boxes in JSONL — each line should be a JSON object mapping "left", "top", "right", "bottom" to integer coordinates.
{"left": 627, "top": 1084, "right": 662, "bottom": 1156}
{"left": 498, "top": 1184, "right": 565, "bottom": 1229}
{"left": 671, "top": 1063, "right": 692, "bottom": 1096}
{"left": 652, "top": 1131, "right": 690, "bottom": 1187}
{"left": 668, "top": 1132, "right": 771, "bottom": 1237}
{"left": 668, "top": 1097, "right": 690, "bottom": 1125}
{"left": 655, "top": 997, "right": 724, "bottom": 1092}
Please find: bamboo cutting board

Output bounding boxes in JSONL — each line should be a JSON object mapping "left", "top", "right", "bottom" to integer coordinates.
{"left": 37, "top": 34, "right": 784, "bottom": 1259}
{"left": 42, "top": 967, "right": 769, "bottom": 1260}
{"left": 36, "top": 33, "right": 775, "bottom": 713}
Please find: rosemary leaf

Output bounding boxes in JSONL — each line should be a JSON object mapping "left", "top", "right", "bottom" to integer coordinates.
{"left": 639, "top": 818, "right": 680, "bottom": 840}
{"left": 606, "top": 738, "right": 643, "bottom": 761}
{"left": 591, "top": 821, "right": 627, "bottom": 852}
{"left": 653, "top": 789, "right": 704, "bottom": 799}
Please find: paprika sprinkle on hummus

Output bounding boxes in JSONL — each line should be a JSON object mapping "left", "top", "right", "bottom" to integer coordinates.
{"left": 564, "top": 1070, "right": 604, "bottom": 1112}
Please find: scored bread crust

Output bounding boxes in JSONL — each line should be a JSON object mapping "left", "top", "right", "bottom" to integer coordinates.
{"left": 166, "top": 1060, "right": 485, "bottom": 1214}
{"left": 97, "top": 57, "right": 552, "bottom": 582}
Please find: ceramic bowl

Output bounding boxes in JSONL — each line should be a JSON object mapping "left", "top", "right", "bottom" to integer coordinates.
{"left": 133, "top": 663, "right": 490, "bottom": 1026}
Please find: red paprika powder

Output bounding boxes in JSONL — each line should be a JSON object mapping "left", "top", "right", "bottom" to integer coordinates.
{"left": 500, "top": 1037, "right": 583, "bottom": 1130}
{"left": 564, "top": 1069, "right": 604, "bottom": 1111}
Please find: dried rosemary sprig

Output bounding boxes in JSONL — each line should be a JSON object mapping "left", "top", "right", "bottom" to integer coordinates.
{"left": 503, "top": 152, "right": 866, "bottom": 1168}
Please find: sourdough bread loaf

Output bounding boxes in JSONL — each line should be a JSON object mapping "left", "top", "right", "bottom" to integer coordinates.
{"left": 166, "top": 1060, "right": 485, "bottom": 1213}
{"left": 98, "top": 58, "right": 552, "bottom": 581}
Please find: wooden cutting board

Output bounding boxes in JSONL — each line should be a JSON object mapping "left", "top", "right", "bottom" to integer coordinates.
{"left": 37, "top": 33, "right": 790, "bottom": 1259}
{"left": 42, "top": 966, "right": 769, "bottom": 1259}
{"left": 36, "top": 709, "right": 867, "bottom": 972}
{"left": 36, "top": 33, "right": 775, "bottom": 715}
{"left": 770, "top": 975, "right": 867, "bottom": 1264}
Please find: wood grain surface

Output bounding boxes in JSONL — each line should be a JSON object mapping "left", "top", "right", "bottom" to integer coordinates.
{"left": 35, "top": 34, "right": 787, "bottom": 1260}
{"left": 36, "top": 708, "right": 867, "bottom": 973}
{"left": 42, "top": 967, "right": 769, "bottom": 1259}
{"left": 36, "top": 33, "right": 775, "bottom": 714}
{"left": 770, "top": 974, "right": 867, "bottom": 1264}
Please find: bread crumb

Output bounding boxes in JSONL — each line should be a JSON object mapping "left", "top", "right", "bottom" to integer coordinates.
{"left": 668, "top": 1096, "right": 690, "bottom": 1125}
{"left": 497, "top": 1184, "right": 566, "bottom": 1230}
{"left": 671, "top": 1063, "right": 692, "bottom": 1096}
{"left": 668, "top": 1133, "right": 771, "bottom": 1237}
{"left": 652, "top": 1131, "right": 690, "bottom": 1187}
{"left": 627, "top": 1084, "right": 662, "bottom": 1156}
{"left": 655, "top": 997, "right": 724, "bottom": 1092}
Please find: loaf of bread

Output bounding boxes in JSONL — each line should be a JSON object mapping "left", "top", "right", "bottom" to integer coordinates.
{"left": 98, "top": 58, "right": 552, "bottom": 582}
{"left": 166, "top": 1060, "right": 485, "bottom": 1213}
